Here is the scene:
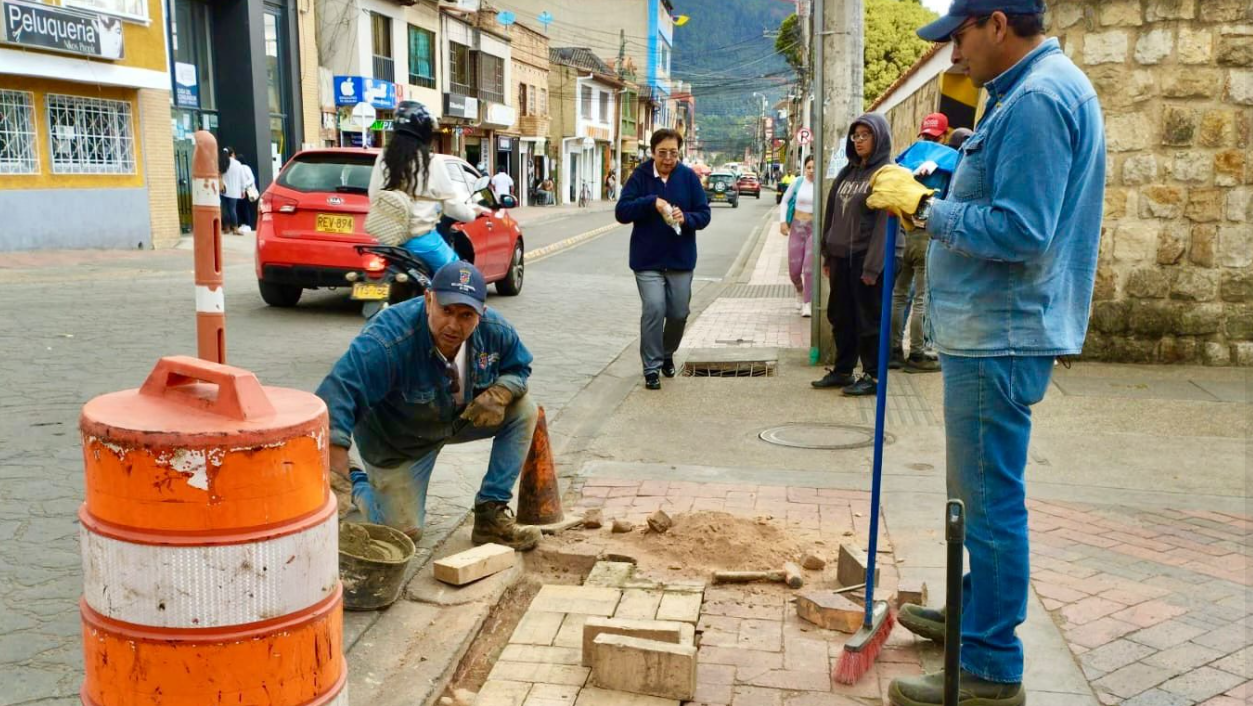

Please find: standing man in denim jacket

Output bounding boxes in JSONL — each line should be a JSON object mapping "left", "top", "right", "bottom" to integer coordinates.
{"left": 872, "top": 3, "right": 1106, "bottom": 704}
{"left": 316, "top": 261, "right": 542, "bottom": 551}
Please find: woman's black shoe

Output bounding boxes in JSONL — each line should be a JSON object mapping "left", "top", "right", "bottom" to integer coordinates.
{"left": 811, "top": 370, "right": 856, "bottom": 389}
{"left": 662, "top": 357, "right": 677, "bottom": 378}
{"left": 842, "top": 374, "right": 878, "bottom": 396}
{"left": 645, "top": 372, "right": 662, "bottom": 390}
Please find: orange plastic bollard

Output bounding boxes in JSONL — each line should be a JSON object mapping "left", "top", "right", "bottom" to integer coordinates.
{"left": 192, "top": 130, "right": 226, "bottom": 364}
{"left": 78, "top": 355, "right": 346, "bottom": 706}
{"left": 516, "top": 405, "right": 564, "bottom": 526}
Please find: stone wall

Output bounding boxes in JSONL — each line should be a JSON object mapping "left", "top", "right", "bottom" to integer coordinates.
{"left": 1051, "top": 0, "right": 1253, "bottom": 365}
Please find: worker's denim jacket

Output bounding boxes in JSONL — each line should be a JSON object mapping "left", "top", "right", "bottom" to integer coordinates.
{"left": 316, "top": 298, "right": 532, "bottom": 466}
{"left": 926, "top": 39, "right": 1106, "bottom": 357}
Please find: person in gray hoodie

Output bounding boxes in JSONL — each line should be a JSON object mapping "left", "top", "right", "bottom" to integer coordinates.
{"left": 811, "top": 112, "right": 903, "bottom": 396}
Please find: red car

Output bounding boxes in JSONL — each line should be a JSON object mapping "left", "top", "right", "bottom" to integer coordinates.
{"left": 737, "top": 173, "right": 761, "bottom": 198}
{"left": 255, "top": 149, "right": 525, "bottom": 309}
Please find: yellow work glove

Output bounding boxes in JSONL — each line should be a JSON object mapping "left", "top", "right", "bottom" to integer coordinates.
{"left": 461, "top": 385, "right": 515, "bottom": 428}
{"left": 866, "top": 165, "right": 936, "bottom": 231}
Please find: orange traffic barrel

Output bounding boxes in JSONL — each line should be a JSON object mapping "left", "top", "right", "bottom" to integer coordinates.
{"left": 78, "top": 355, "right": 346, "bottom": 706}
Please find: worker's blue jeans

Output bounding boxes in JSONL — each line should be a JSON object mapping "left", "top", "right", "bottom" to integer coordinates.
{"left": 349, "top": 394, "right": 539, "bottom": 537}
{"left": 939, "top": 354, "right": 1054, "bottom": 683}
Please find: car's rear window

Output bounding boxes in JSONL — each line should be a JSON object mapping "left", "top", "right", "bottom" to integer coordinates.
{"left": 709, "top": 175, "right": 735, "bottom": 184}
{"left": 278, "top": 153, "right": 376, "bottom": 194}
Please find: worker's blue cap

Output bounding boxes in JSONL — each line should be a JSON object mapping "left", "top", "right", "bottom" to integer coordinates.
{"left": 917, "top": 0, "right": 1046, "bottom": 42}
{"left": 430, "top": 261, "right": 486, "bottom": 315}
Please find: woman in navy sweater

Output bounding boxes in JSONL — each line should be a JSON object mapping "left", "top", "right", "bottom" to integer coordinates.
{"left": 615, "top": 129, "right": 712, "bottom": 390}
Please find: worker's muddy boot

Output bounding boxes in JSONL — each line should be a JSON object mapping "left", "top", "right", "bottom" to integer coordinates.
{"left": 472, "top": 501, "right": 541, "bottom": 551}
{"left": 898, "top": 604, "right": 946, "bottom": 643}
{"left": 888, "top": 670, "right": 1024, "bottom": 706}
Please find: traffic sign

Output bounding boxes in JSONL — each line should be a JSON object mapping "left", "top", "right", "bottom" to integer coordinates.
{"left": 796, "top": 127, "right": 813, "bottom": 146}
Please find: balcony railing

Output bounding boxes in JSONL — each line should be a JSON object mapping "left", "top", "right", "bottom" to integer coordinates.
{"left": 373, "top": 55, "right": 395, "bottom": 83}
{"left": 451, "top": 81, "right": 475, "bottom": 97}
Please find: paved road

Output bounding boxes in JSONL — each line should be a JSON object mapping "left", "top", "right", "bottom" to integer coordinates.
{"left": 0, "top": 195, "right": 777, "bottom": 704}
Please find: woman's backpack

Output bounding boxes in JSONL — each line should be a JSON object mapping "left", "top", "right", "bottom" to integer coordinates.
{"left": 364, "top": 189, "right": 412, "bottom": 246}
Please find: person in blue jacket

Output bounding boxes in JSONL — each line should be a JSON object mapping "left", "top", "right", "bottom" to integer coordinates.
{"left": 615, "top": 129, "right": 712, "bottom": 390}
{"left": 890, "top": 113, "right": 961, "bottom": 372}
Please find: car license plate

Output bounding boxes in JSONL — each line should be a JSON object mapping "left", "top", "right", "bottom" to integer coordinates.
{"left": 712, "top": 194, "right": 725, "bottom": 201}
{"left": 351, "top": 282, "right": 390, "bottom": 301}
{"left": 316, "top": 214, "right": 355, "bottom": 234}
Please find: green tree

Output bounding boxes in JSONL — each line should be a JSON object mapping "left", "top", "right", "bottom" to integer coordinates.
{"left": 863, "top": 0, "right": 938, "bottom": 104}
{"left": 776, "top": 14, "right": 805, "bottom": 77}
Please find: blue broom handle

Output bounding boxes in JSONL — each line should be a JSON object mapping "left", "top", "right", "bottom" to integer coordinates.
{"left": 863, "top": 216, "right": 898, "bottom": 627}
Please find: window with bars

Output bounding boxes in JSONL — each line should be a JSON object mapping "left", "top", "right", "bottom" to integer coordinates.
{"left": 450, "top": 42, "right": 474, "bottom": 96}
{"left": 0, "top": 90, "right": 38, "bottom": 175}
{"left": 407, "top": 25, "right": 435, "bottom": 88}
{"left": 371, "top": 13, "right": 394, "bottom": 82}
{"left": 45, "top": 94, "right": 135, "bottom": 175}
{"left": 527, "top": 86, "right": 537, "bottom": 116}
{"left": 518, "top": 83, "right": 527, "bottom": 116}
{"left": 478, "top": 53, "right": 504, "bottom": 104}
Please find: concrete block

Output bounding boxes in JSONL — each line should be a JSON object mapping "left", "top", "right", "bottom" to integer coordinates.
{"left": 590, "top": 634, "right": 698, "bottom": 700}
{"left": 795, "top": 590, "right": 864, "bottom": 633}
{"left": 573, "top": 687, "right": 679, "bottom": 706}
{"left": 614, "top": 589, "right": 663, "bottom": 620}
{"left": 476, "top": 681, "right": 532, "bottom": 706}
{"left": 489, "top": 661, "right": 590, "bottom": 686}
{"left": 531, "top": 585, "right": 622, "bottom": 616}
{"left": 510, "top": 610, "right": 566, "bottom": 645}
{"left": 586, "top": 561, "right": 636, "bottom": 588}
{"left": 895, "top": 579, "right": 928, "bottom": 609}
{"left": 837, "top": 543, "right": 878, "bottom": 588}
{"left": 434, "top": 543, "right": 516, "bottom": 586}
{"left": 500, "top": 644, "right": 584, "bottom": 665}
{"left": 655, "top": 591, "right": 702, "bottom": 623}
{"left": 581, "top": 616, "right": 694, "bottom": 666}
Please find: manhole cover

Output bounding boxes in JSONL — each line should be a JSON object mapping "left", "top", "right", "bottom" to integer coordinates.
{"left": 758, "top": 424, "right": 893, "bottom": 450}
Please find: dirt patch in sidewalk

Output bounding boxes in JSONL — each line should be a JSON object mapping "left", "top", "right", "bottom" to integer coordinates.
{"left": 547, "top": 511, "right": 812, "bottom": 578}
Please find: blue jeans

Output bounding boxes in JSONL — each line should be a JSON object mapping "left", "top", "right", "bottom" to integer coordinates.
{"left": 350, "top": 394, "right": 539, "bottom": 537}
{"left": 940, "top": 354, "right": 1054, "bottom": 683}
{"left": 403, "top": 230, "right": 459, "bottom": 274}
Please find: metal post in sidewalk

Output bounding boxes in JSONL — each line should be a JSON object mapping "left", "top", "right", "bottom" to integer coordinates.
{"left": 809, "top": 0, "right": 825, "bottom": 365}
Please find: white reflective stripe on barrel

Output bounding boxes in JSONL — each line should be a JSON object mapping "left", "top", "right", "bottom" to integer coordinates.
{"left": 192, "top": 177, "right": 221, "bottom": 208}
{"left": 80, "top": 512, "right": 339, "bottom": 629}
{"left": 195, "top": 285, "right": 225, "bottom": 313}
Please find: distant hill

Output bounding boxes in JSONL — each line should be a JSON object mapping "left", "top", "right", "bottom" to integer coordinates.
{"left": 671, "top": 0, "right": 794, "bottom": 160}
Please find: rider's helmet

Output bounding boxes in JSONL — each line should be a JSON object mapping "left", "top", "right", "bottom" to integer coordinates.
{"left": 394, "top": 100, "right": 434, "bottom": 142}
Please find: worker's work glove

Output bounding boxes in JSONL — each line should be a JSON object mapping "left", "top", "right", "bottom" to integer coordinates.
{"left": 461, "top": 385, "right": 515, "bottom": 428}
{"left": 912, "top": 160, "right": 938, "bottom": 177}
{"left": 866, "top": 165, "right": 936, "bottom": 231}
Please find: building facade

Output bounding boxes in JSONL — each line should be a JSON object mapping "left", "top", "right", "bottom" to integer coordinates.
{"left": 1, "top": 0, "right": 178, "bottom": 250}
{"left": 433, "top": 5, "right": 515, "bottom": 174}
{"left": 549, "top": 47, "right": 621, "bottom": 205}
{"left": 504, "top": 20, "right": 549, "bottom": 205}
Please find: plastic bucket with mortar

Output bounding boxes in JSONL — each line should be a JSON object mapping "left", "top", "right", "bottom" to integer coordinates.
{"left": 339, "top": 522, "right": 416, "bottom": 610}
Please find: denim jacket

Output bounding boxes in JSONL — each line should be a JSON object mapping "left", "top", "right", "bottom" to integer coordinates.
{"left": 926, "top": 38, "right": 1106, "bottom": 357}
{"left": 316, "top": 298, "right": 533, "bottom": 467}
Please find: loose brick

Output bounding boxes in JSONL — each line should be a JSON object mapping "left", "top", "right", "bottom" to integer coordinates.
{"left": 837, "top": 544, "right": 877, "bottom": 588}
{"left": 894, "top": 579, "right": 927, "bottom": 609}
{"left": 582, "top": 508, "right": 604, "bottom": 529}
{"left": 801, "top": 552, "right": 827, "bottom": 570}
{"left": 477, "top": 681, "right": 534, "bottom": 706}
{"left": 531, "top": 585, "right": 622, "bottom": 616}
{"left": 511, "top": 611, "right": 566, "bottom": 646}
{"left": 434, "top": 543, "right": 516, "bottom": 585}
{"left": 656, "top": 591, "right": 703, "bottom": 623}
{"left": 591, "top": 633, "right": 697, "bottom": 700}
{"left": 581, "top": 617, "right": 693, "bottom": 667}
{"left": 489, "top": 661, "right": 591, "bottom": 687}
{"left": 795, "top": 591, "right": 863, "bottom": 633}
{"left": 574, "top": 687, "right": 679, "bottom": 706}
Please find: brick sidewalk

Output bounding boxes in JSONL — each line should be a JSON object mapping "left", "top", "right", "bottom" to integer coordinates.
{"left": 1027, "top": 500, "right": 1251, "bottom": 705}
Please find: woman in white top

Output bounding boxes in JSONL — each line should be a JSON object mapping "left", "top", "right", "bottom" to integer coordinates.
{"left": 778, "top": 155, "right": 816, "bottom": 317}
{"left": 220, "top": 148, "right": 245, "bottom": 234}
{"left": 367, "top": 100, "right": 482, "bottom": 272}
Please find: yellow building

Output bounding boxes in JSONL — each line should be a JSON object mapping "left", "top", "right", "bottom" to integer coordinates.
{"left": 0, "top": 0, "right": 178, "bottom": 250}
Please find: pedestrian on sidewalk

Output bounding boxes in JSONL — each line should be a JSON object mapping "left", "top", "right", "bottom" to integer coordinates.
{"left": 615, "top": 128, "right": 712, "bottom": 391}
{"left": 490, "top": 165, "right": 514, "bottom": 201}
{"left": 811, "top": 113, "right": 902, "bottom": 397}
{"left": 778, "top": 155, "right": 816, "bottom": 318}
{"left": 235, "top": 153, "right": 258, "bottom": 232}
{"left": 888, "top": 114, "right": 960, "bottom": 373}
{"left": 219, "top": 147, "right": 244, "bottom": 235}
{"left": 316, "top": 261, "right": 543, "bottom": 551}
{"left": 870, "top": 3, "right": 1106, "bottom": 704}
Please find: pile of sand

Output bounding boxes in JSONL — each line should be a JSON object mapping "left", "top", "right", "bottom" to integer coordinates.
{"left": 603, "top": 511, "right": 807, "bottom": 574}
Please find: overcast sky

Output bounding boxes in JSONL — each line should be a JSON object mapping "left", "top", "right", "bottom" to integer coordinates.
{"left": 922, "top": 0, "right": 952, "bottom": 14}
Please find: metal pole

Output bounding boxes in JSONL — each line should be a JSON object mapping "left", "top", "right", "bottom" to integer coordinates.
{"left": 809, "top": 0, "right": 824, "bottom": 364}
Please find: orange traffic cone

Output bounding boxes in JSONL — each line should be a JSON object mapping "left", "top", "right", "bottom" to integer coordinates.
{"left": 517, "top": 406, "right": 564, "bottom": 525}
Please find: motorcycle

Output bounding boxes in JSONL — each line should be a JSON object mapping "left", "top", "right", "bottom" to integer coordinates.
{"left": 352, "top": 219, "right": 479, "bottom": 319}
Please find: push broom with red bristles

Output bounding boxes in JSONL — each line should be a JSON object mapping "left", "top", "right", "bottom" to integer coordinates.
{"left": 832, "top": 217, "right": 900, "bottom": 685}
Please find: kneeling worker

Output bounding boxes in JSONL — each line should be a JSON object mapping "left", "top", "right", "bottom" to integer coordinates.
{"left": 317, "top": 261, "right": 542, "bottom": 551}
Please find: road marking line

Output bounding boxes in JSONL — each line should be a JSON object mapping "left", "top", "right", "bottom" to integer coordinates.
{"left": 524, "top": 222, "right": 623, "bottom": 264}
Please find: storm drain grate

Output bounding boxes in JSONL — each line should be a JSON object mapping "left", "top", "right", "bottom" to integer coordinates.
{"left": 682, "top": 360, "right": 777, "bottom": 378}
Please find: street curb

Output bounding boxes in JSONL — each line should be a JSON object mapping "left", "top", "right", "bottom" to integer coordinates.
{"left": 525, "top": 222, "right": 623, "bottom": 264}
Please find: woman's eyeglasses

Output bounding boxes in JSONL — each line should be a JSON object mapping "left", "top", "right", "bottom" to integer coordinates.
{"left": 655, "top": 149, "right": 680, "bottom": 158}
{"left": 850, "top": 133, "right": 874, "bottom": 143}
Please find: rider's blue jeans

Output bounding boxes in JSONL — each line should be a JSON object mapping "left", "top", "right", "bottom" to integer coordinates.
{"left": 403, "top": 230, "right": 458, "bottom": 273}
